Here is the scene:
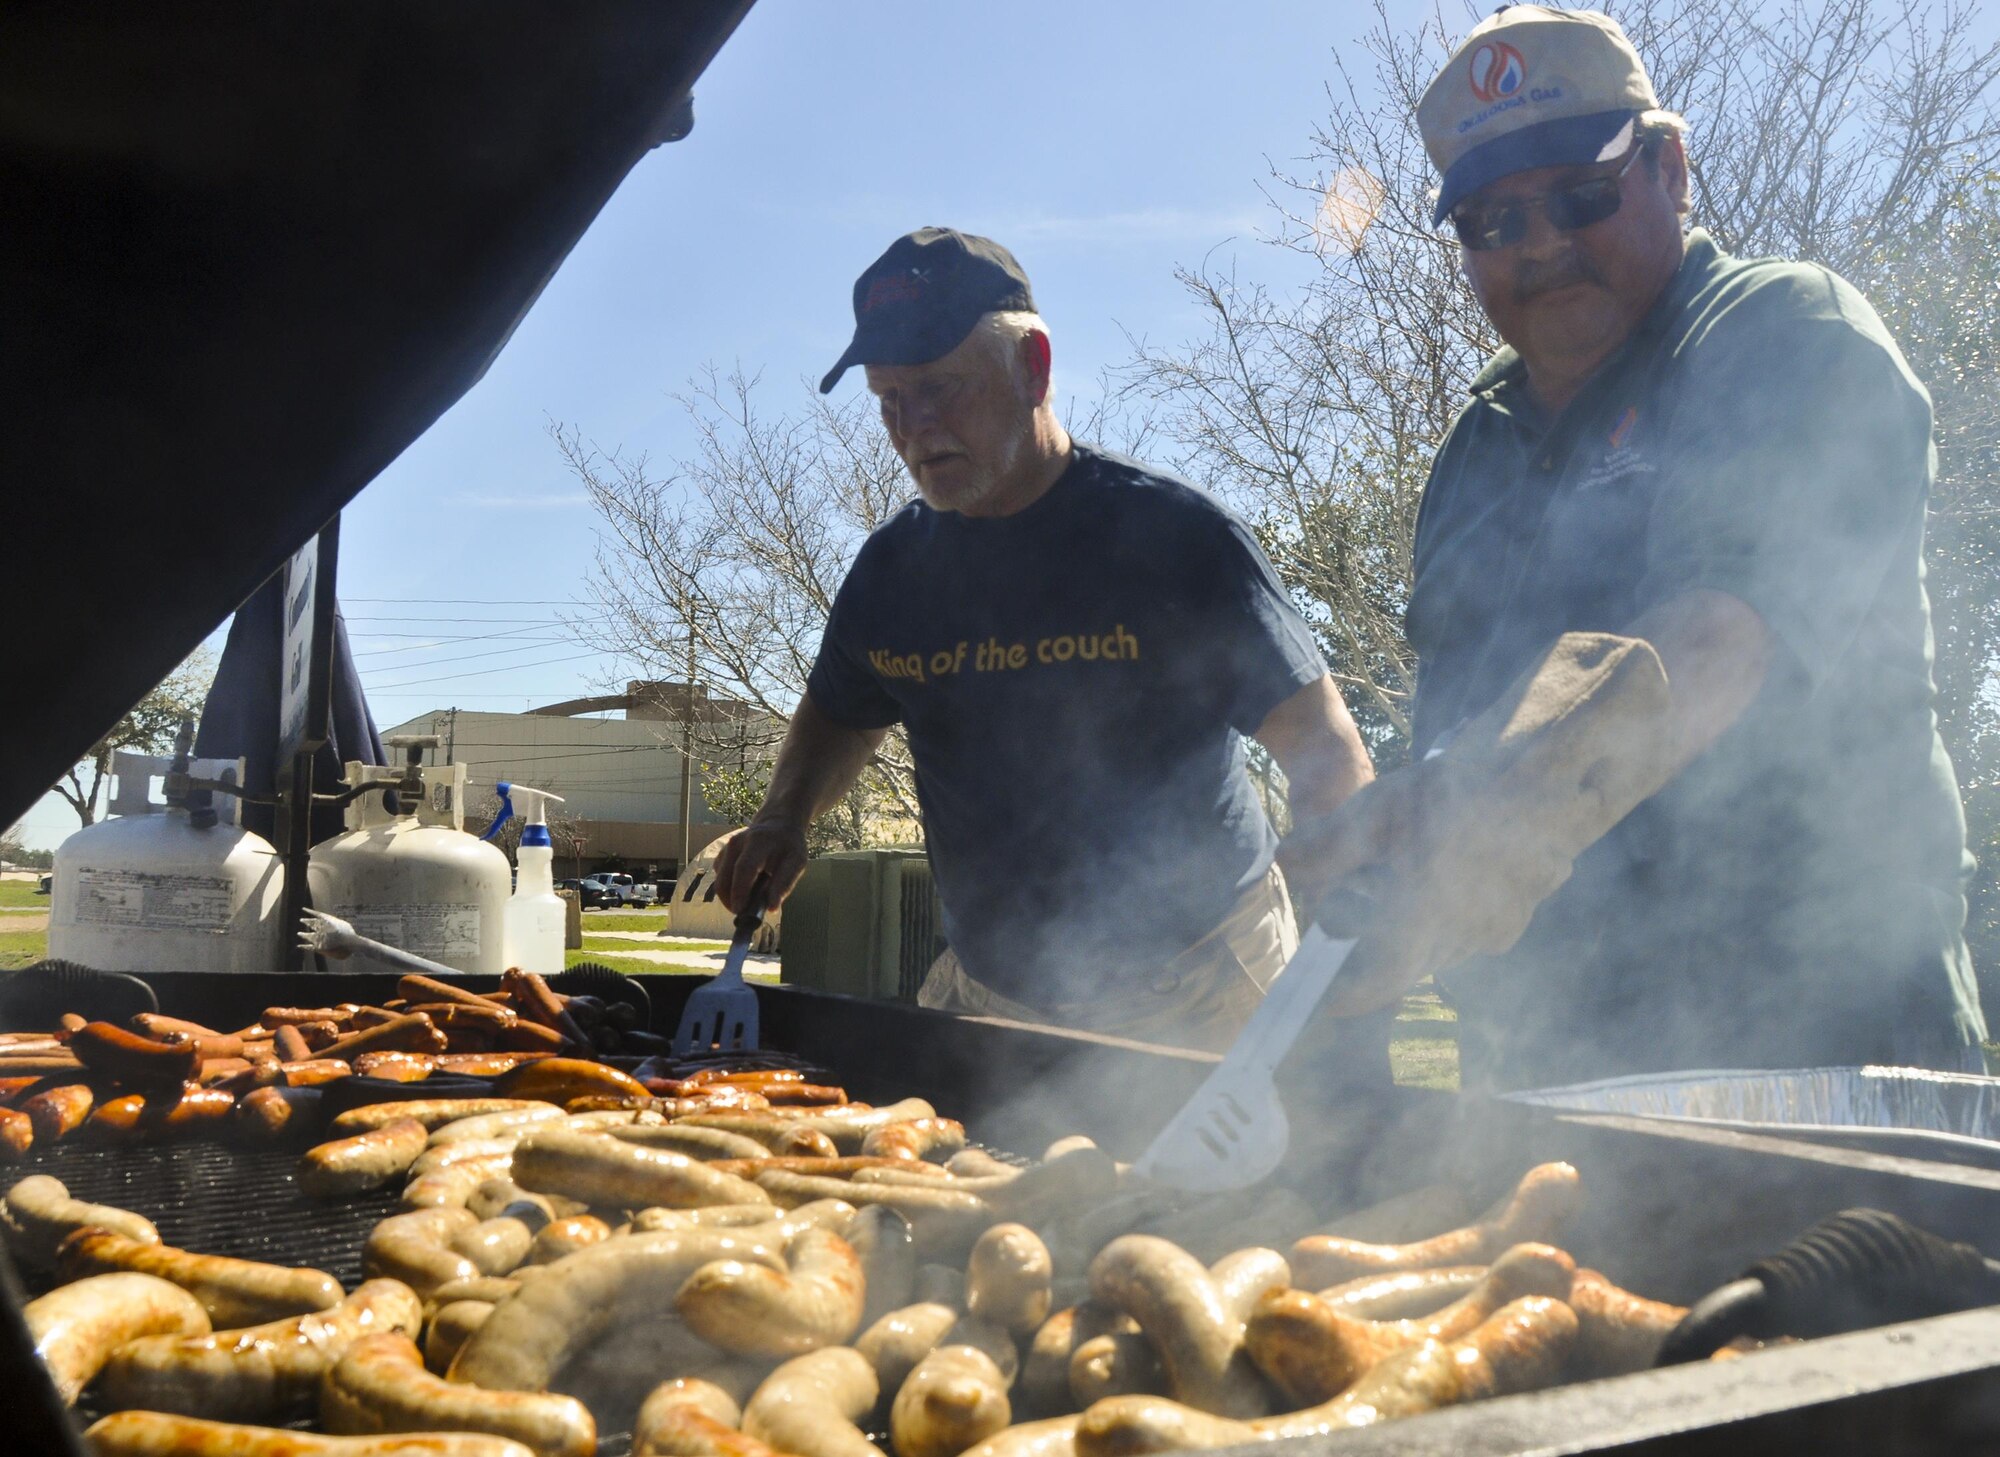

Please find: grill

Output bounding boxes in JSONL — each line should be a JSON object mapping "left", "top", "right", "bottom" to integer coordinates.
{"left": 10, "top": 970, "right": 2000, "bottom": 1456}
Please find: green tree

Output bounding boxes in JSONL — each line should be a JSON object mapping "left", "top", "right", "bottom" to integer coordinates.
{"left": 50, "top": 651, "right": 216, "bottom": 827}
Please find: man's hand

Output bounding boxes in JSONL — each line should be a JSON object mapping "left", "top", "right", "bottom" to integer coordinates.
{"left": 712, "top": 820, "right": 811, "bottom": 915}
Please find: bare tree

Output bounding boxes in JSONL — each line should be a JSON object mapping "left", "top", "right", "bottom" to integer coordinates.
{"left": 51, "top": 650, "right": 215, "bottom": 826}
{"left": 557, "top": 368, "right": 921, "bottom": 843}
{"left": 1125, "top": 0, "right": 1999, "bottom": 767}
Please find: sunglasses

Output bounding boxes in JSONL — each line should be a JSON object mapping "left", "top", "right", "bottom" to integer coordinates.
{"left": 1449, "top": 143, "right": 1649, "bottom": 252}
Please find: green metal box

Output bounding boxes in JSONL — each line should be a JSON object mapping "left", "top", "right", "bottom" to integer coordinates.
{"left": 778, "top": 849, "right": 944, "bottom": 1001}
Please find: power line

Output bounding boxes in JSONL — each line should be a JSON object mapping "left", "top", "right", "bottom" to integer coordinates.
{"left": 364, "top": 651, "right": 614, "bottom": 690}
{"left": 355, "top": 640, "right": 575, "bottom": 672}
{"left": 344, "top": 597, "right": 585, "bottom": 606}
{"left": 344, "top": 615, "right": 573, "bottom": 625}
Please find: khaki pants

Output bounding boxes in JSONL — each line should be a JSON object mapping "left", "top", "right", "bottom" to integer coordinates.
{"left": 916, "top": 862, "right": 1299, "bottom": 1052}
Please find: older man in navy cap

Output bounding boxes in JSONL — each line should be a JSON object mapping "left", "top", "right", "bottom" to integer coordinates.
{"left": 1295, "top": 6, "right": 1987, "bottom": 1088}
{"left": 714, "top": 227, "right": 1378, "bottom": 1054}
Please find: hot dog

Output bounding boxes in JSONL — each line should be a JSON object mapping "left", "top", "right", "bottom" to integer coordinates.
{"left": 492, "top": 1056, "right": 648, "bottom": 1106}
{"left": 513, "top": 1127, "right": 773, "bottom": 1210}
{"left": 98, "top": 1279, "right": 424, "bottom": 1422}
{"left": 83, "top": 1411, "right": 537, "bottom": 1457}
{"left": 740, "top": 1347, "right": 884, "bottom": 1457}
{"left": 1087, "top": 1235, "right": 1269, "bottom": 1419}
{"left": 319, "top": 1014, "right": 449, "bottom": 1064}
{"left": 893, "top": 1346, "right": 1012, "bottom": 1457}
{"left": 59, "top": 1228, "right": 343, "bottom": 1327}
{"left": 25, "top": 1271, "right": 210, "bottom": 1404}
{"left": 1289, "top": 1162, "right": 1582, "bottom": 1288}
{"left": 398, "top": 975, "right": 509, "bottom": 1011}
{"left": 273, "top": 1025, "right": 314, "bottom": 1063}
{"left": 1244, "top": 1241, "right": 1576, "bottom": 1405}
{"left": 299, "top": 1118, "right": 430, "bottom": 1200}
{"left": 320, "top": 1331, "right": 595, "bottom": 1457}
{"left": 448, "top": 1227, "right": 786, "bottom": 1392}
{"left": 352, "top": 1054, "right": 438, "bottom": 1083}
{"left": 500, "top": 969, "right": 589, "bottom": 1049}
{"left": 23, "top": 1081, "right": 95, "bottom": 1141}
{"left": 237, "top": 1086, "right": 321, "bottom": 1143}
{"left": 69, "top": 1021, "right": 201, "bottom": 1085}
{"left": 676, "top": 1225, "right": 866, "bottom": 1357}
{"left": 5, "top": 1173, "right": 160, "bottom": 1266}
{"left": 966, "top": 1223, "right": 1054, "bottom": 1337}
{"left": 279, "top": 1059, "right": 356, "bottom": 1087}
{"left": 0, "top": 1107, "right": 32, "bottom": 1161}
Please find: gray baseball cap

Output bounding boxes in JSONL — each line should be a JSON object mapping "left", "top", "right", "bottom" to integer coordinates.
{"left": 1417, "top": 6, "right": 1660, "bottom": 225}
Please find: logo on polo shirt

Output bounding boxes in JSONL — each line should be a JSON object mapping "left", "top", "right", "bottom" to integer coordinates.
{"left": 1609, "top": 405, "right": 1638, "bottom": 448}
{"left": 1575, "top": 405, "right": 1654, "bottom": 492}
{"left": 1468, "top": 42, "right": 1527, "bottom": 103}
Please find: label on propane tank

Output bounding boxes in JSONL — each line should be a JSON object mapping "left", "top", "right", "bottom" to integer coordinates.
{"left": 340, "top": 904, "right": 482, "bottom": 958}
{"left": 65, "top": 869, "right": 236, "bottom": 931}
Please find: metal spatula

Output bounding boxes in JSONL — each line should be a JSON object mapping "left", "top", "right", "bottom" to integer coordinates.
{"left": 673, "top": 871, "right": 769, "bottom": 1056}
{"left": 1132, "top": 893, "right": 1370, "bottom": 1193}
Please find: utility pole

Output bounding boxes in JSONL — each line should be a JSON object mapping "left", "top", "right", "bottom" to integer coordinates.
{"left": 675, "top": 637, "right": 695, "bottom": 879}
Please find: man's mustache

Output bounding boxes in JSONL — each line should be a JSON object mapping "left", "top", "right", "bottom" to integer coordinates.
{"left": 1513, "top": 255, "right": 1601, "bottom": 298}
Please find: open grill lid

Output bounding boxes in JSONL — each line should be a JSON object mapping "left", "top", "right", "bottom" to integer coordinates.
{"left": 0, "top": 0, "right": 756, "bottom": 827}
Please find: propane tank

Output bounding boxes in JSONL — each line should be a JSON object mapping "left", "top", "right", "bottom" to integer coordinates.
{"left": 306, "top": 736, "right": 510, "bottom": 975}
{"left": 49, "top": 738, "right": 284, "bottom": 974}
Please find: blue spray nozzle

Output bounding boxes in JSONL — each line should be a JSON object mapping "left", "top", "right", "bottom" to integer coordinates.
{"left": 479, "top": 781, "right": 517, "bottom": 842}
{"left": 480, "top": 780, "right": 562, "bottom": 844}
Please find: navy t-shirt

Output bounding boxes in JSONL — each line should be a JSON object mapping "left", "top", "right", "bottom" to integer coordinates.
{"left": 806, "top": 444, "right": 1327, "bottom": 1006}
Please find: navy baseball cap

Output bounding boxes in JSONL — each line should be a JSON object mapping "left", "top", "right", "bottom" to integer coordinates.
{"left": 1418, "top": 6, "right": 1660, "bottom": 225}
{"left": 819, "top": 228, "right": 1036, "bottom": 394}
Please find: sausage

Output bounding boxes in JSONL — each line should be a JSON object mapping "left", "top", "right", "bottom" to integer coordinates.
{"left": 98, "top": 1279, "right": 424, "bottom": 1422}
{"left": 237, "top": 1086, "right": 321, "bottom": 1143}
{"left": 676, "top": 1225, "right": 866, "bottom": 1357}
{"left": 69, "top": 1021, "right": 200, "bottom": 1085}
{"left": 24, "top": 1271, "right": 210, "bottom": 1404}
{"left": 299, "top": 1118, "right": 430, "bottom": 1199}
{"left": 966, "top": 1223, "right": 1053, "bottom": 1336}
{"left": 1245, "top": 1241, "right": 1576, "bottom": 1405}
{"left": 861, "top": 1118, "right": 966, "bottom": 1162}
{"left": 363, "top": 1209, "right": 480, "bottom": 1299}
{"left": 753, "top": 1171, "right": 991, "bottom": 1262}
{"left": 447, "top": 1217, "right": 534, "bottom": 1276}
{"left": 426, "top": 1106, "right": 568, "bottom": 1145}
{"left": 1310, "top": 1182, "right": 1475, "bottom": 1245}
{"left": 297, "top": 1021, "right": 347, "bottom": 1052}
{"left": 402, "top": 1158, "right": 517, "bottom": 1212}
{"left": 1289, "top": 1162, "right": 1583, "bottom": 1288}
{"left": 633, "top": 1377, "right": 789, "bottom": 1457}
{"left": 262, "top": 1006, "right": 362, "bottom": 1027}
{"left": 319, "top": 1014, "right": 449, "bottom": 1064}
{"left": 83, "top": 1411, "right": 538, "bottom": 1457}
{"left": 409, "top": 1138, "right": 522, "bottom": 1177}
{"left": 273, "top": 1025, "right": 314, "bottom": 1063}
{"left": 850, "top": 1204, "right": 916, "bottom": 1326}
{"left": 88, "top": 1087, "right": 237, "bottom": 1143}
{"left": 500, "top": 969, "right": 590, "bottom": 1048}
{"left": 948, "top": 1149, "right": 1023, "bottom": 1181}
{"left": 23, "top": 1081, "right": 95, "bottom": 1141}
{"left": 615, "top": 1124, "right": 777, "bottom": 1161}
{"left": 983, "top": 1147, "right": 1120, "bottom": 1229}
{"left": 1018, "top": 1304, "right": 1134, "bottom": 1419}
{"left": 1136, "top": 1186, "right": 1317, "bottom": 1268}
{"left": 1069, "top": 1327, "right": 1167, "bottom": 1404}
{"left": 436, "top": 1052, "right": 552, "bottom": 1076}
{"left": 495, "top": 1020, "right": 569, "bottom": 1054}
{"left": 1315, "top": 1266, "right": 1486, "bottom": 1320}
{"left": 1208, "top": 1249, "right": 1290, "bottom": 1325}
{"left": 493, "top": 1056, "right": 649, "bottom": 1105}
{"left": 740, "top": 1347, "right": 883, "bottom": 1457}
{"left": 280, "top": 1059, "right": 356, "bottom": 1087}
{"left": 423, "top": 1300, "right": 493, "bottom": 1375}
{"left": 59, "top": 1228, "right": 342, "bottom": 1327}
{"left": 197, "top": 1057, "right": 258, "bottom": 1085}
{"left": 398, "top": 975, "right": 508, "bottom": 1010}
{"left": 466, "top": 1180, "right": 564, "bottom": 1226}
{"left": 1566, "top": 1268, "right": 1688, "bottom": 1378}
{"left": 513, "top": 1127, "right": 773, "bottom": 1210}
{"left": 0, "top": 1052, "right": 85, "bottom": 1076}
{"left": 682, "top": 1069, "right": 807, "bottom": 1087}
{"left": 1087, "top": 1235, "right": 1268, "bottom": 1419}
{"left": 958, "top": 1416, "right": 1082, "bottom": 1457}
{"left": 406, "top": 1003, "right": 517, "bottom": 1035}
{"left": 0, "top": 1074, "right": 45, "bottom": 1103}
{"left": 759, "top": 1084, "right": 850, "bottom": 1108}
{"left": 893, "top": 1346, "right": 1011, "bottom": 1457}
{"left": 774, "top": 1126, "right": 843, "bottom": 1158}
{"left": 0, "top": 1107, "right": 32, "bottom": 1161}
{"left": 320, "top": 1331, "right": 595, "bottom": 1457}
{"left": 132, "top": 1013, "right": 223, "bottom": 1040}
{"left": 526, "top": 1215, "right": 613, "bottom": 1265}
{"left": 720, "top": 1156, "right": 952, "bottom": 1180}
{"left": 352, "top": 1054, "right": 437, "bottom": 1083}
{"left": 679, "top": 1098, "right": 937, "bottom": 1154}
{"left": 632, "top": 1203, "right": 807, "bottom": 1234}
{"left": 4, "top": 1173, "right": 160, "bottom": 1266}
{"left": 448, "top": 1226, "right": 786, "bottom": 1392}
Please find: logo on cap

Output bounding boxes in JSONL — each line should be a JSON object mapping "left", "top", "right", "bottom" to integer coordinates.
{"left": 863, "top": 269, "right": 929, "bottom": 314}
{"left": 1468, "top": 41, "right": 1527, "bottom": 104}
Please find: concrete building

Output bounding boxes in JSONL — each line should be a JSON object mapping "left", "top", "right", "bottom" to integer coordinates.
{"left": 382, "top": 682, "right": 775, "bottom": 879}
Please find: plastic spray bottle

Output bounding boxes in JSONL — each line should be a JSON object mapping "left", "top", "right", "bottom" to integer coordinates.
{"left": 482, "top": 782, "right": 567, "bottom": 974}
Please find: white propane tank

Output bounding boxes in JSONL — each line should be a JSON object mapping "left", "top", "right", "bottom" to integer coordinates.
{"left": 49, "top": 749, "right": 284, "bottom": 974}
{"left": 306, "top": 741, "right": 510, "bottom": 976}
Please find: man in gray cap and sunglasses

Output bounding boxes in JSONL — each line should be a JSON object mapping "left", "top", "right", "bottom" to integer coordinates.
{"left": 1290, "top": 5, "right": 1986, "bottom": 1088}
{"left": 715, "top": 227, "right": 1378, "bottom": 1055}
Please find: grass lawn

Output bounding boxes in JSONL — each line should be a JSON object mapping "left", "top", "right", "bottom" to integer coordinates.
{"left": 0, "top": 926, "right": 49, "bottom": 970}
{"left": 0, "top": 881, "right": 49, "bottom": 909}
{"left": 580, "top": 911, "right": 674, "bottom": 934}
{"left": 580, "top": 935, "right": 727, "bottom": 956}
{"left": 1389, "top": 986, "right": 1459, "bottom": 1091}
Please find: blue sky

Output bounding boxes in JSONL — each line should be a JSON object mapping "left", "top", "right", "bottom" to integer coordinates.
{"left": 20, "top": 0, "right": 1421, "bottom": 848}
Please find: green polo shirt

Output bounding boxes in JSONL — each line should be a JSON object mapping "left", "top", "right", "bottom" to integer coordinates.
{"left": 1409, "top": 230, "right": 1987, "bottom": 1089}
